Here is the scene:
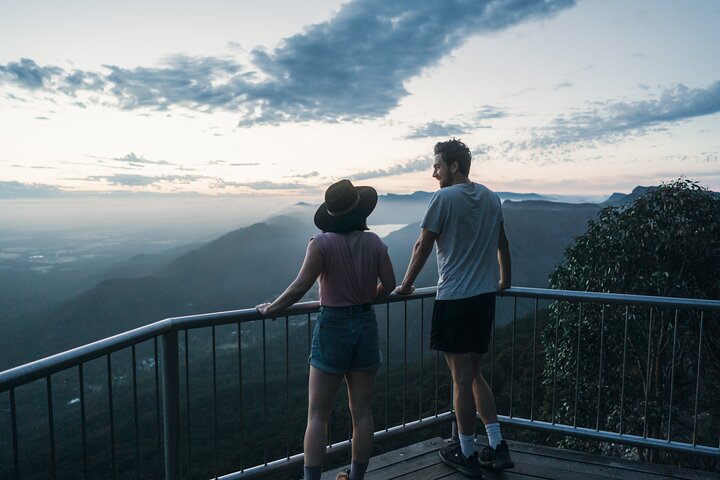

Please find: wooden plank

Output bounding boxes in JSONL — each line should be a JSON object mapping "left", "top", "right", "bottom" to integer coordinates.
{"left": 508, "top": 448, "right": 681, "bottom": 480}
{"left": 477, "top": 437, "right": 718, "bottom": 480}
{"left": 319, "top": 436, "right": 717, "bottom": 480}
{"left": 330, "top": 440, "right": 619, "bottom": 480}
{"left": 322, "top": 437, "right": 445, "bottom": 479}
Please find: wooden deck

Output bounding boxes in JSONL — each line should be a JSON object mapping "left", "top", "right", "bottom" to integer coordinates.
{"left": 322, "top": 437, "right": 717, "bottom": 480}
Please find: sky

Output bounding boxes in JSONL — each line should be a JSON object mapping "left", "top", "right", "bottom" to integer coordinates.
{"left": 1, "top": 0, "right": 719, "bottom": 200}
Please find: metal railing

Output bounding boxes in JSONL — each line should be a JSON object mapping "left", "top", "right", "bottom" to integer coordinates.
{"left": 1, "top": 287, "right": 718, "bottom": 479}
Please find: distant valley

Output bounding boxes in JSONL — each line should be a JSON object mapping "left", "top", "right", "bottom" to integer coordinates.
{"left": 0, "top": 187, "right": 649, "bottom": 370}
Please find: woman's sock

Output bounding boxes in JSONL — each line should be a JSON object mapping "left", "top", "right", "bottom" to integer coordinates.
{"left": 304, "top": 465, "right": 322, "bottom": 480}
{"left": 349, "top": 459, "right": 369, "bottom": 480}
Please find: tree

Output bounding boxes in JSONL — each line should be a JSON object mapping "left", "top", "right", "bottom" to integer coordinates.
{"left": 541, "top": 179, "right": 720, "bottom": 469}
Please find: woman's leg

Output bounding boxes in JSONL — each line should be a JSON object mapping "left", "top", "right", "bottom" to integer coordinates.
{"left": 345, "top": 370, "right": 377, "bottom": 463}
{"left": 304, "top": 366, "right": 344, "bottom": 467}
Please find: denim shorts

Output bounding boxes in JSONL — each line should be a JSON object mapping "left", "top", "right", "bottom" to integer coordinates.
{"left": 309, "top": 304, "right": 383, "bottom": 374}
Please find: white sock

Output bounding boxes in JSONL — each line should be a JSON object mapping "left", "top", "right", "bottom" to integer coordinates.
{"left": 458, "top": 433, "right": 476, "bottom": 458}
{"left": 484, "top": 422, "right": 502, "bottom": 449}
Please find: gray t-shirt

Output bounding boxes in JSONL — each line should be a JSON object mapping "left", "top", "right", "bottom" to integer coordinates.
{"left": 420, "top": 182, "right": 503, "bottom": 300}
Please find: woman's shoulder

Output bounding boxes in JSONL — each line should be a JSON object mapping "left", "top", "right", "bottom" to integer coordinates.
{"left": 360, "top": 231, "right": 387, "bottom": 249}
{"left": 311, "top": 232, "right": 332, "bottom": 248}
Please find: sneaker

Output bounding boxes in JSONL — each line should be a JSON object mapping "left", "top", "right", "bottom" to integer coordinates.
{"left": 439, "top": 444, "right": 484, "bottom": 478}
{"left": 335, "top": 469, "right": 350, "bottom": 480}
{"left": 478, "top": 440, "right": 514, "bottom": 469}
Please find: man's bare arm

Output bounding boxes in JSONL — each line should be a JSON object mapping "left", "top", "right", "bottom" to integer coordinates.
{"left": 497, "top": 223, "right": 511, "bottom": 290}
{"left": 395, "top": 229, "right": 437, "bottom": 294}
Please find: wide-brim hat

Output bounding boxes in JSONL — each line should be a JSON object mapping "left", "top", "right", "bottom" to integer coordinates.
{"left": 314, "top": 179, "right": 378, "bottom": 233}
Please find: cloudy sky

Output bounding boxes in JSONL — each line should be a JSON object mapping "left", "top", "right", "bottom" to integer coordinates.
{"left": 1, "top": 0, "right": 719, "bottom": 199}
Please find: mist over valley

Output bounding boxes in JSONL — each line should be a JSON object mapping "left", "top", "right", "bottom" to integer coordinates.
{"left": 0, "top": 188, "right": 639, "bottom": 370}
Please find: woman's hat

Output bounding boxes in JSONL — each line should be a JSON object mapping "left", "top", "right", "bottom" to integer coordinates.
{"left": 314, "top": 179, "right": 378, "bottom": 233}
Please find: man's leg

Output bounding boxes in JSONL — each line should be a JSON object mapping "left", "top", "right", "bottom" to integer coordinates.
{"left": 439, "top": 352, "right": 484, "bottom": 477}
{"left": 445, "top": 352, "right": 478, "bottom": 436}
{"left": 470, "top": 353, "right": 498, "bottom": 426}
{"left": 469, "top": 354, "right": 513, "bottom": 469}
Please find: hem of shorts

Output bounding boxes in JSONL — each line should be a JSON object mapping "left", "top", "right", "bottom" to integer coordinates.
{"left": 309, "top": 359, "right": 381, "bottom": 374}
{"left": 430, "top": 343, "right": 489, "bottom": 354}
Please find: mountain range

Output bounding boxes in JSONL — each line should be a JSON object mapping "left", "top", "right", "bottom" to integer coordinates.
{"left": 1, "top": 187, "right": 658, "bottom": 369}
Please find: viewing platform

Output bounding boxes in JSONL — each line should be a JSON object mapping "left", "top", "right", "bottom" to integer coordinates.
{"left": 324, "top": 437, "right": 718, "bottom": 480}
{"left": 1, "top": 287, "right": 718, "bottom": 479}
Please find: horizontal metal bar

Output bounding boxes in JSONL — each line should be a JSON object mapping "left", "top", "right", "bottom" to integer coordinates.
{"left": 0, "top": 291, "right": 436, "bottom": 391}
{"left": 218, "top": 411, "right": 455, "bottom": 480}
{"left": 3, "top": 286, "right": 718, "bottom": 392}
{"left": 498, "top": 287, "right": 720, "bottom": 311}
{"left": 168, "top": 288, "right": 438, "bottom": 330}
{"left": 0, "top": 320, "right": 172, "bottom": 392}
{"left": 498, "top": 416, "right": 720, "bottom": 458}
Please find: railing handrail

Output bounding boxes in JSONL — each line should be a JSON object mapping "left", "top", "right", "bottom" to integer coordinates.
{"left": 3, "top": 285, "right": 719, "bottom": 480}
{"left": 501, "top": 286, "right": 720, "bottom": 310}
{"left": 2, "top": 286, "right": 718, "bottom": 393}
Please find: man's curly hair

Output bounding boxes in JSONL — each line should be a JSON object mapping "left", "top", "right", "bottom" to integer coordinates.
{"left": 434, "top": 138, "right": 471, "bottom": 175}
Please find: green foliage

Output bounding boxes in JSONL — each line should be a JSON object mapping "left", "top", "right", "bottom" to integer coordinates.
{"left": 550, "top": 178, "right": 720, "bottom": 297}
{"left": 542, "top": 179, "right": 720, "bottom": 469}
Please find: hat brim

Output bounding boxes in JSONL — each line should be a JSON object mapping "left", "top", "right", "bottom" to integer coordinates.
{"left": 314, "top": 186, "right": 378, "bottom": 233}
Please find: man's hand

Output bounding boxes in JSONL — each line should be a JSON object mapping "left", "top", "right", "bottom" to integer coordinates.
{"left": 394, "top": 284, "right": 415, "bottom": 295}
{"left": 498, "top": 280, "right": 511, "bottom": 291}
{"left": 255, "top": 303, "right": 275, "bottom": 319}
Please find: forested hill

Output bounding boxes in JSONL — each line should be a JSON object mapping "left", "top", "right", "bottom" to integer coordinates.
{"left": 3, "top": 197, "right": 603, "bottom": 369}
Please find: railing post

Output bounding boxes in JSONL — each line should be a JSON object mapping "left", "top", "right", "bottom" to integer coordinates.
{"left": 450, "top": 382, "right": 458, "bottom": 440}
{"left": 162, "top": 329, "right": 180, "bottom": 480}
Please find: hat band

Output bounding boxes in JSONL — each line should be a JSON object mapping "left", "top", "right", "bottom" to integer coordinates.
{"left": 327, "top": 193, "right": 360, "bottom": 217}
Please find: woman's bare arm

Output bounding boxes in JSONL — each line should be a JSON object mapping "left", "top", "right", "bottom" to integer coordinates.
{"left": 374, "top": 250, "right": 397, "bottom": 302}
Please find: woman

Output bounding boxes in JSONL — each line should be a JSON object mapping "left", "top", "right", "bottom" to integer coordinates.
{"left": 256, "top": 179, "right": 396, "bottom": 480}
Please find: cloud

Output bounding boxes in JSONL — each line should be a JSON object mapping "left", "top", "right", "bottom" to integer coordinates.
{"left": 474, "top": 105, "right": 506, "bottom": 120}
{"left": 527, "top": 81, "right": 720, "bottom": 148}
{"left": 405, "top": 121, "right": 471, "bottom": 140}
{"left": 229, "top": 162, "right": 260, "bottom": 167}
{"left": 349, "top": 156, "right": 430, "bottom": 180}
{"left": 102, "top": 55, "right": 244, "bottom": 111}
{"left": 0, "top": 181, "right": 64, "bottom": 198}
{"left": 110, "top": 152, "right": 172, "bottom": 167}
{"left": 10, "top": 164, "right": 56, "bottom": 170}
{"left": 210, "top": 179, "right": 311, "bottom": 190}
{"left": 0, "top": 0, "right": 576, "bottom": 125}
{"left": 85, "top": 174, "right": 206, "bottom": 187}
{"left": 289, "top": 171, "right": 320, "bottom": 179}
{"left": 472, "top": 145, "right": 491, "bottom": 157}
{"left": 237, "top": 0, "right": 571, "bottom": 125}
{"left": 701, "top": 152, "right": 719, "bottom": 163}
{"left": 0, "top": 58, "right": 63, "bottom": 89}
{"left": 404, "top": 105, "right": 504, "bottom": 139}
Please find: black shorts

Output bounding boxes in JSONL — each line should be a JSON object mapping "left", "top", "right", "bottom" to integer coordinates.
{"left": 430, "top": 292, "right": 496, "bottom": 354}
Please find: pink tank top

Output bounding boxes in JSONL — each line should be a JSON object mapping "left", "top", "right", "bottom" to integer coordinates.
{"left": 312, "top": 231, "right": 388, "bottom": 307}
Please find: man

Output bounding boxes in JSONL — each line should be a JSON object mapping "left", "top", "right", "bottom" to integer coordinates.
{"left": 395, "top": 139, "right": 513, "bottom": 478}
